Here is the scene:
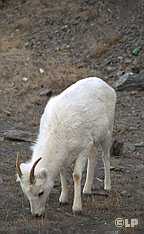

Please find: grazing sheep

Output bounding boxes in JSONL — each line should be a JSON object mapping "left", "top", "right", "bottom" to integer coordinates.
{"left": 16, "top": 77, "right": 116, "bottom": 216}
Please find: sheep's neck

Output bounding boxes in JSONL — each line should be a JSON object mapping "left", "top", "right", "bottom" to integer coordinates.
{"left": 32, "top": 136, "right": 66, "bottom": 181}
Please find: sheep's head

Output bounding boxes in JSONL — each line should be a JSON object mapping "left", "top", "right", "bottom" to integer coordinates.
{"left": 16, "top": 154, "right": 51, "bottom": 217}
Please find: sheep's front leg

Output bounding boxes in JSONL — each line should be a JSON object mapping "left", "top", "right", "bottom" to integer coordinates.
{"left": 72, "top": 155, "right": 87, "bottom": 214}
{"left": 59, "top": 168, "right": 68, "bottom": 204}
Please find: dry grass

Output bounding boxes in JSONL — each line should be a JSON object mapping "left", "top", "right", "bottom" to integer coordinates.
{"left": 0, "top": 38, "right": 22, "bottom": 51}
{"left": 94, "top": 35, "right": 122, "bottom": 58}
{"left": 0, "top": 60, "right": 96, "bottom": 127}
{"left": 84, "top": 191, "right": 122, "bottom": 211}
{"left": 14, "top": 62, "right": 94, "bottom": 98}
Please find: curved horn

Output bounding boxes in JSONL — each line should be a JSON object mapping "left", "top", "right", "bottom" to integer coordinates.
{"left": 16, "top": 153, "right": 22, "bottom": 178}
{"left": 29, "top": 157, "right": 42, "bottom": 184}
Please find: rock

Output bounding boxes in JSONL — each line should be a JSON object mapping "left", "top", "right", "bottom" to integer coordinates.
{"left": 124, "top": 58, "right": 132, "bottom": 64}
{"left": 25, "top": 42, "right": 29, "bottom": 47}
{"left": 132, "top": 47, "right": 141, "bottom": 56}
{"left": 1, "top": 129, "right": 35, "bottom": 142}
{"left": 120, "top": 190, "right": 127, "bottom": 196}
{"left": 115, "top": 70, "right": 144, "bottom": 91}
{"left": 39, "top": 68, "right": 44, "bottom": 74}
{"left": 106, "top": 66, "right": 115, "bottom": 72}
{"left": 123, "top": 142, "right": 135, "bottom": 153}
{"left": 135, "top": 142, "right": 144, "bottom": 148}
{"left": 137, "top": 190, "right": 144, "bottom": 196}
{"left": 81, "top": 0, "right": 96, "bottom": 6}
{"left": 135, "top": 164, "right": 144, "bottom": 172}
{"left": 39, "top": 89, "right": 52, "bottom": 97}
{"left": 121, "top": 190, "right": 131, "bottom": 197}
{"left": 2, "top": 109, "right": 11, "bottom": 116}
{"left": 61, "top": 25, "right": 68, "bottom": 30}
{"left": 129, "top": 126, "right": 137, "bottom": 130}
{"left": 0, "top": 176, "right": 3, "bottom": 184}
{"left": 110, "top": 139, "right": 123, "bottom": 157}
{"left": 104, "top": 58, "right": 112, "bottom": 65}
{"left": 110, "top": 166, "right": 124, "bottom": 172}
{"left": 0, "top": 136, "right": 4, "bottom": 142}
{"left": 117, "top": 56, "right": 123, "bottom": 61}
{"left": 22, "top": 77, "right": 28, "bottom": 82}
{"left": 116, "top": 70, "right": 125, "bottom": 77}
{"left": 129, "top": 90, "right": 138, "bottom": 95}
{"left": 140, "top": 112, "right": 144, "bottom": 119}
{"left": 110, "top": 166, "right": 115, "bottom": 170}
{"left": 128, "top": 143, "right": 135, "bottom": 152}
{"left": 131, "top": 66, "right": 140, "bottom": 74}
{"left": 96, "top": 177, "right": 103, "bottom": 182}
{"left": 115, "top": 72, "right": 133, "bottom": 89}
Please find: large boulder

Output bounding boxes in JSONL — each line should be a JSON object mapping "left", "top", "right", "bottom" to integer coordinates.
{"left": 115, "top": 70, "right": 144, "bottom": 91}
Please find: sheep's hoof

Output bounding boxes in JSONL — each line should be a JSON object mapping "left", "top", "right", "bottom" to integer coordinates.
{"left": 83, "top": 191, "right": 92, "bottom": 196}
{"left": 104, "top": 184, "right": 111, "bottom": 191}
{"left": 83, "top": 190, "right": 92, "bottom": 195}
{"left": 104, "top": 188, "right": 111, "bottom": 194}
{"left": 73, "top": 210, "right": 82, "bottom": 216}
{"left": 59, "top": 202, "right": 69, "bottom": 206}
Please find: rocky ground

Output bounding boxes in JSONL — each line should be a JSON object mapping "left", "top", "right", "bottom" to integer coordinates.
{"left": 0, "top": 0, "right": 144, "bottom": 233}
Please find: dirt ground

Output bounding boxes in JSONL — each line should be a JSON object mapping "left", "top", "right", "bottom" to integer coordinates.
{"left": 0, "top": 0, "right": 144, "bottom": 233}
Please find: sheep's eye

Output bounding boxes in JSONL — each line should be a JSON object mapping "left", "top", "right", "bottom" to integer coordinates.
{"left": 38, "top": 191, "right": 44, "bottom": 197}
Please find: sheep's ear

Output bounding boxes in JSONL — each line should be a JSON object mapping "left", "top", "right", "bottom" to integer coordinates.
{"left": 21, "top": 163, "right": 31, "bottom": 173}
{"left": 37, "top": 168, "right": 47, "bottom": 180}
{"left": 16, "top": 163, "right": 25, "bottom": 182}
{"left": 16, "top": 163, "right": 30, "bottom": 182}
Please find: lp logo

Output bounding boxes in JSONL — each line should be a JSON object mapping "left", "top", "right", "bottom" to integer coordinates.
{"left": 115, "top": 218, "right": 138, "bottom": 228}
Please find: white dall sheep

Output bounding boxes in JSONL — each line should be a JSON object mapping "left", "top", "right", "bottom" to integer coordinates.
{"left": 16, "top": 77, "right": 116, "bottom": 216}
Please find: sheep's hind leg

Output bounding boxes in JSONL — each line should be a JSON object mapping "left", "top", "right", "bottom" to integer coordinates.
{"left": 59, "top": 168, "right": 69, "bottom": 204}
{"left": 83, "top": 145, "right": 96, "bottom": 194}
{"left": 101, "top": 131, "right": 112, "bottom": 191}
